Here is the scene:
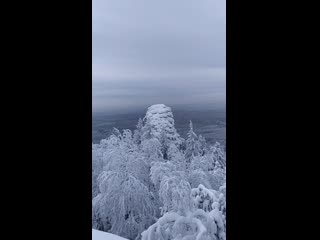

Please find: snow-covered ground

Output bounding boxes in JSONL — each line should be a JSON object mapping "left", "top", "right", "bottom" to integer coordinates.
{"left": 92, "top": 229, "right": 128, "bottom": 240}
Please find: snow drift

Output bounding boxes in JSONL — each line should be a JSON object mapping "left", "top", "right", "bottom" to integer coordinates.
{"left": 92, "top": 229, "right": 128, "bottom": 240}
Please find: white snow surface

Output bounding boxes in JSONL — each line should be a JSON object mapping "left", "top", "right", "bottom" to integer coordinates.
{"left": 92, "top": 229, "right": 128, "bottom": 240}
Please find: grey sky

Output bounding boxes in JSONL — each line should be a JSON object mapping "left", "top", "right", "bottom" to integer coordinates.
{"left": 93, "top": 0, "right": 226, "bottom": 112}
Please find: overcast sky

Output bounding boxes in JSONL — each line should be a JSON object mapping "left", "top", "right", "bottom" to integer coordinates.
{"left": 93, "top": 0, "right": 225, "bottom": 113}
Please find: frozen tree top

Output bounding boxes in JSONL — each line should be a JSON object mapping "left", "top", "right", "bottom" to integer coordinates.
{"left": 146, "top": 104, "right": 173, "bottom": 115}
{"left": 143, "top": 104, "right": 181, "bottom": 143}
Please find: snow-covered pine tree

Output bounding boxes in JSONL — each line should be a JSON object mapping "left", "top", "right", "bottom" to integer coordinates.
{"left": 141, "top": 104, "right": 183, "bottom": 147}
{"left": 112, "top": 127, "right": 122, "bottom": 139}
{"left": 159, "top": 130, "right": 170, "bottom": 159}
{"left": 133, "top": 118, "right": 144, "bottom": 145}
{"left": 185, "top": 120, "right": 202, "bottom": 163}
{"left": 209, "top": 142, "right": 226, "bottom": 170}
{"left": 201, "top": 142, "right": 226, "bottom": 190}
{"left": 198, "top": 134, "right": 207, "bottom": 156}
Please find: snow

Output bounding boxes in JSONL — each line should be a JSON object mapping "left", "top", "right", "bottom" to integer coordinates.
{"left": 143, "top": 104, "right": 181, "bottom": 143}
{"left": 92, "top": 104, "right": 226, "bottom": 240}
{"left": 92, "top": 229, "right": 128, "bottom": 240}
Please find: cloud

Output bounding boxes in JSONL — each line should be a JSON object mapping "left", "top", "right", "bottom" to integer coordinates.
{"left": 93, "top": 0, "right": 226, "bottom": 112}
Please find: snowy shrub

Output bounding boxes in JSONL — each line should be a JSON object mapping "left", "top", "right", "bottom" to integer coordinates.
{"left": 141, "top": 183, "right": 226, "bottom": 240}
{"left": 188, "top": 169, "right": 212, "bottom": 189}
{"left": 150, "top": 161, "right": 177, "bottom": 190}
{"left": 141, "top": 211, "right": 217, "bottom": 240}
{"left": 159, "top": 176, "right": 193, "bottom": 215}
{"left": 191, "top": 184, "right": 219, "bottom": 212}
{"left": 141, "top": 202, "right": 226, "bottom": 240}
{"left": 191, "top": 184, "right": 226, "bottom": 239}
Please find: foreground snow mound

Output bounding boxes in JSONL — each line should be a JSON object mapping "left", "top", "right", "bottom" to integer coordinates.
{"left": 92, "top": 229, "right": 128, "bottom": 240}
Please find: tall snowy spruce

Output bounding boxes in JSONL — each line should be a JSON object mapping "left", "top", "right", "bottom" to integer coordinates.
{"left": 133, "top": 118, "right": 144, "bottom": 145}
{"left": 185, "top": 121, "right": 202, "bottom": 162}
{"left": 142, "top": 104, "right": 183, "bottom": 146}
{"left": 92, "top": 104, "right": 226, "bottom": 240}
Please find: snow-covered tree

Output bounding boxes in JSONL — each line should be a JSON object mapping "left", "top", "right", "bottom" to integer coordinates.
{"left": 159, "top": 130, "right": 170, "bottom": 159}
{"left": 141, "top": 138, "right": 163, "bottom": 164}
{"left": 206, "top": 143, "right": 226, "bottom": 190}
{"left": 92, "top": 104, "right": 226, "bottom": 240}
{"left": 159, "top": 176, "right": 193, "bottom": 215}
{"left": 142, "top": 104, "right": 183, "bottom": 147}
{"left": 150, "top": 161, "right": 177, "bottom": 190}
{"left": 209, "top": 142, "right": 226, "bottom": 170}
{"left": 92, "top": 143, "right": 104, "bottom": 198}
{"left": 133, "top": 118, "right": 144, "bottom": 145}
{"left": 189, "top": 153, "right": 226, "bottom": 191}
{"left": 191, "top": 184, "right": 224, "bottom": 213}
{"left": 188, "top": 168, "right": 212, "bottom": 189}
{"left": 198, "top": 134, "right": 207, "bottom": 156}
{"left": 191, "top": 184, "right": 226, "bottom": 239}
{"left": 167, "top": 143, "right": 186, "bottom": 170}
{"left": 112, "top": 127, "right": 122, "bottom": 138}
{"left": 141, "top": 183, "right": 226, "bottom": 240}
{"left": 93, "top": 130, "right": 157, "bottom": 240}
{"left": 185, "top": 121, "right": 202, "bottom": 162}
{"left": 93, "top": 171, "right": 156, "bottom": 239}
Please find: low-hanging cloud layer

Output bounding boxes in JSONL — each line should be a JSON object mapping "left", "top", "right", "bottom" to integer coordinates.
{"left": 93, "top": 0, "right": 226, "bottom": 112}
